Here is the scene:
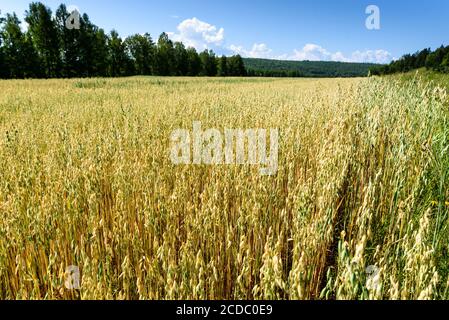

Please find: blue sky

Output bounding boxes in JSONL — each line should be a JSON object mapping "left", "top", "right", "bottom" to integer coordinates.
{"left": 1, "top": 0, "right": 448, "bottom": 63}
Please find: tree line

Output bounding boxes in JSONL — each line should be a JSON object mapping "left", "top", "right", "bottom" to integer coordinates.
{"left": 246, "top": 69, "right": 304, "bottom": 77}
{"left": 244, "top": 58, "right": 378, "bottom": 78}
{"left": 369, "top": 45, "right": 449, "bottom": 76}
{"left": 0, "top": 2, "right": 247, "bottom": 79}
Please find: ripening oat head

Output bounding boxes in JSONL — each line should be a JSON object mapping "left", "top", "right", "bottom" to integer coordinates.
{"left": 0, "top": 76, "right": 448, "bottom": 300}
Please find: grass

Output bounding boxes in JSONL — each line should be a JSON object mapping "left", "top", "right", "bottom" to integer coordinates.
{"left": 0, "top": 75, "right": 448, "bottom": 300}
{"left": 392, "top": 68, "right": 449, "bottom": 92}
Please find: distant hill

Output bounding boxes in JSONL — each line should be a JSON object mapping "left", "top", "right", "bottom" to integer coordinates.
{"left": 243, "top": 58, "right": 381, "bottom": 78}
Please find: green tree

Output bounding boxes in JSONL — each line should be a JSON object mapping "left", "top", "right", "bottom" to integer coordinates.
{"left": 218, "top": 55, "right": 228, "bottom": 76}
{"left": 228, "top": 55, "right": 246, "bottom": 76}
{"left": 56, "top": 5, "right": 109, "bottom": 77}
{"left": 1, "top": 13, "right": 40, "bottom": 78}
{"left": 78, "top": 14, "right": 101, "bottom": 77}
{"left": 199, "top": 49, "right": 217, "bottom": 76}
{"left": 155, "top": 32, "right": 175, "bottom": 76}
{"left": 426, "top": 52, "right": 438, "bottom": 70}
{"left": 426, "top": 45, "right": 449, "bottom": 71}
{"left": 55, "top": 4, "right": 80, "bottom": 77}
{"left": 90, "top": 28, "right": 110, "bottom": 77}
{"left": 414, "top": 48, "right": 430, "bottom": 69}
{"left": 0, "top": 44, "right": 5, "bottom": 78}
{"left": 442, "top": 52, "right": 449, "bottom": 73}
{"left": 125, "top": 33, "right": 155, "bottom": 75}
{"left": 0, "top": 11, "right": 7, "bottom": 78}
{"left": 174, "top": 41, "right": 188, "bottom": 76}
{"left": 25, "top": 2, "right": 61, "bottom": 77}
{"left": 186, "top": 47, "right": 201, "bottom": 76}
{"left": 108, "top": 30, "right": 133, "bottom": 77}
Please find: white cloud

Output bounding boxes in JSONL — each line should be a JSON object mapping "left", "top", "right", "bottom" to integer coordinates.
{"left": 167, "top": 18, "right": 393, "bottom": 64}
{"left": 290, "top": 44, "right": 393, "bottom": 63}
{"left": 228, "top": 43, "right": 273, "bottom": 59}
{"left": 168, "top": 17, "right": 225, "bottom": 51}
{"left": 331, "top": 52, "right": 349, "bottom": 62}
{"left": 229, "top": 42, "right": 393, "bottom": 64}
{"left": 291, "top": 43, "right": 334, "bottom": 61}
{"left": 350, "top": 50, "right": 393, "bottom": 64}
{"left": 67, "top": 5, "right": 80, "bottom": 13}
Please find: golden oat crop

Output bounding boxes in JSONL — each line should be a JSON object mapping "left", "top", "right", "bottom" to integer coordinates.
{"left": 0, "top": 76, "right": 448, "bottom": 299}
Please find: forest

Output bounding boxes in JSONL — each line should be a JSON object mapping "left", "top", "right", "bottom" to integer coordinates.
{"left": 0, "top": 2, "right": 385, "bottom": 80}
{"left": 244, "top": 58, "right": 380, "bottom": 78}
{"left": 0, "top": 2, "right": 247, "bottom": 79}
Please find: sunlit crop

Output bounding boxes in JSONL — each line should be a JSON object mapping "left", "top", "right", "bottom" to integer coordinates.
{"left": 0, "top": 76, "right": 448, "bottom": 300}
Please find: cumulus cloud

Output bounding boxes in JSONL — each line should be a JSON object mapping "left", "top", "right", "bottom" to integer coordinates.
{"left": 228, "top": 43, "right": 273, "bottom": 59}
{"left": 230, "top": 42, "right": 393, "bottom": 64}
{"left": 291, "top": 44, "right": 334, "bottom": 61}
{"left": 168, "top": 17, "right": 225, "bottom": 51}
{"left": 168, "top": 18, "right": 393, "bottom": 64}
{"left": 290, "top": 44, "right": 393, "bottom": 63}
{"left": 290, "top": 44, "right": 353, "bottom": 62}
{"left": 350, "top": 50, "right": 393, "bottom": 64}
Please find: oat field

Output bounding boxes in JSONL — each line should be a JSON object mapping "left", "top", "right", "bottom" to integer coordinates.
{"left": 0, "top": 76, "right": 448, "bottom": 300}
